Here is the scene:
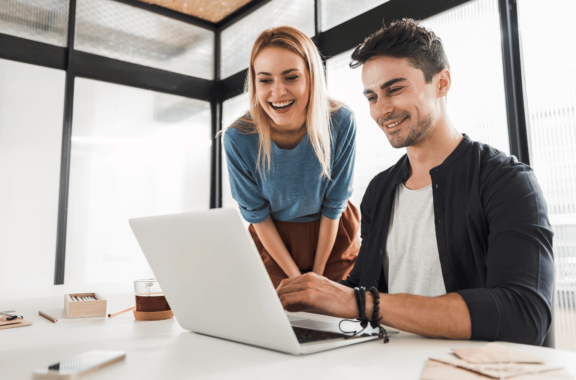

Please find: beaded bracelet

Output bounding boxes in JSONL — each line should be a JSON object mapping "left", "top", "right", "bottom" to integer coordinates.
{"left": 368, "top": 286, "right": 390, "bottom": 343}
{"left": 340, "top": 286, "right": 389, "bottom": 343}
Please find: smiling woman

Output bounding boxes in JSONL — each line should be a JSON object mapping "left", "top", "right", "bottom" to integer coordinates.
{"left": 222, "top": 26, "right": 360, "bottom": 288}
{"left": 253, "top": 48, "right": 311, "bottom": 151}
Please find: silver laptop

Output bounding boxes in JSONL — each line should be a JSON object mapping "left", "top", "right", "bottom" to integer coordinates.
{"left": 129, "top": 208, "right": 397, "bottom": 355}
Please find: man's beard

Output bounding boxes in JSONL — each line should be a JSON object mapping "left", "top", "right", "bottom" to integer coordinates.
{"left": 379, "top": 112, "right": 434, "bottom": 149}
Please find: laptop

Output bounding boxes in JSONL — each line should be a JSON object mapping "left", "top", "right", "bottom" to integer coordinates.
{"left": 129, "top": 208, "right": 397, "bottom": 355}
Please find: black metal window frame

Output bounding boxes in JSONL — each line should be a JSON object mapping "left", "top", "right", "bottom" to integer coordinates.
{"left": 0, "top": 0, "right": 528, "bottom": 284}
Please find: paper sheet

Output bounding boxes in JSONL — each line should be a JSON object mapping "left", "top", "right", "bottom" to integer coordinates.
{"left": 421, "top": 359, "right": 572, "bottom": 380}
{"left": 421, "top": 343, "right": 573, "bottom": 380}
{"left": 453, "top": 342, "right": 545, "bottom": 364}
{"left": 430, "top": 356, "right": 562, "bottom": 378}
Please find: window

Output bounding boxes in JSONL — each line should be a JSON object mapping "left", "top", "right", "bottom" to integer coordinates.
{"left": 220, "top": 0, "right": 314, "bottom": 79}
{"left": 320, "top": 0, "right": 389, "bottom": 31}
{"left": 75, "top": 0, "right": 214, "bottom": 79}
{"left": 65, "top": 78, "right": 211, "bottom": 285}
{"left": 326, "top": 0, "right": 510, "bottom": 209}
{"left": 0, "top": 0, "right": 69, "bottom": 47}
{"left": 518, "top": 0, "right": 576, "bottom": 351}
{"left": 327, "top": 50, "right": 404, "bottom": 209}
{"left": 221, "top": 93, "right": 250, "bottom": 210}
{"left": 0, "top": 59, "right": 65, "bottom": 289}
{"left": 421, "top": 0, "right": 509, "bottom": 154}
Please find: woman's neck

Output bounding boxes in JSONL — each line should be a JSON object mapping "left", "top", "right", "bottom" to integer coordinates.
{"left": 270, "top": 116, "right": 307, "bottom": 150}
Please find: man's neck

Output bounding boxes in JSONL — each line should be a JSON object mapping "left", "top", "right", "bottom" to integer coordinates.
{"left": 404, "top": 117, "right": 463, "bottom": 190}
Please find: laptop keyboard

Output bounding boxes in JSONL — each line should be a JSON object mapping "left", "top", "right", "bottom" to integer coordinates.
{"left": 292, "top": 326, "right": 363, "bottom": 344}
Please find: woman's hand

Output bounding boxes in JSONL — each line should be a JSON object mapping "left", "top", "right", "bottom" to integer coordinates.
{"left": 276, "top": 272, "right": 358, "bottom": 319}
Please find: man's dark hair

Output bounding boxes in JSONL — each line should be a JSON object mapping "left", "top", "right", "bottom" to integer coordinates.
{"left": 350, "top": 18, "right": 450, "bottom": 83}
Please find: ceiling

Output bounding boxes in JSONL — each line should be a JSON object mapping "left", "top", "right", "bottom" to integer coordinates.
{"left": 137, "top": 0, "right": 254, "bottom": 23}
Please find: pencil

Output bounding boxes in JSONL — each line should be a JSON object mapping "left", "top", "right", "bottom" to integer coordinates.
{"left": 38, "top": 311, "right": 58, "bottom": 323}
{"left": 108, "top": 306, "right": 135, "bottom": 318}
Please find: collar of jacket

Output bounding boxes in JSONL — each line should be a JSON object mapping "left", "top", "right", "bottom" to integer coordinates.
{"left": 397, "top": 133, "right": 473, "bottom": 183}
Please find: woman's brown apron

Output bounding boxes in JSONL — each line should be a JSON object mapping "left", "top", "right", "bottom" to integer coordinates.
{"left": 248, "top": 201, "right": 360, "bottom": 288}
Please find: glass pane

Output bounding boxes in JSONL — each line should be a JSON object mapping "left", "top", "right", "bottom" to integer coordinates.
{"left": 321, "top": 0, "right": 389, "bottom": 31}
{"left": 221, "top": 0, "right": 315, "bottom": 79}
{"left": 221, "top": 93, "right": 250, "bottom": 210}
{"left": 0, "top": 0, "right": 69, "bottom": 47}
{"left": 75, "top": 0, "right": 214, "bottom": 80}
{"left": 421, "top": 0, "right": 509, "bottom": 154}
{"left": 327, "top": 51, "right": 404, "bottom": 209}
{"left": 0, "top": 59, "right": 65, "bottom": 290}
{"left": 65, "top": 78, "right": 211, "bottom": 285}
{"left": 327, "top": 0, "right": 509, "bottom": 210}
{"left": 518, "top": 0, "right": 576, "bottom": 351}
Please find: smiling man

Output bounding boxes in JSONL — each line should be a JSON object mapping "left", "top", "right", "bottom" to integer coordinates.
{"left": 276, "top": 19, "right": 555, "bottom": 345}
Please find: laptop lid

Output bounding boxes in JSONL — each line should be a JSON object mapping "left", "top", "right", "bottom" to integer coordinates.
{"left": 129, "top": 208, "right": 301, "bottom": 355}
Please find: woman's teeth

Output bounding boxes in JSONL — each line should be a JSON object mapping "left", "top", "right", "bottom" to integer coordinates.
{"left": 271, "top": 100, "right": 295, "bottom": 110}
{"left": 387, "top": 117, "right": 407, "bottom": 128}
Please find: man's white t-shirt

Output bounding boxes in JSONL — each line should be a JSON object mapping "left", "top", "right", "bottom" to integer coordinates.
{"left": 384, "top": 183, "right": 446, "bottom": 297}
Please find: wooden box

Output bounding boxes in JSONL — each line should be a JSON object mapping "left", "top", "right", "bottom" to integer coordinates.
{"left": 64, "top": 293, "right": 107, "bottom": 318}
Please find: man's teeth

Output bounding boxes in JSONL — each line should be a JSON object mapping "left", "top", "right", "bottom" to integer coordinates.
{"left": 272, "top": 100, "right": 295, "bottom": 108}
{"left": 387, "top": 118, "right": 405, "bottom": 128}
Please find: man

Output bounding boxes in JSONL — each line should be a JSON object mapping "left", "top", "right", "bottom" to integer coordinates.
{"left": 276, "top": 19, "right": 554, "bottom": 345}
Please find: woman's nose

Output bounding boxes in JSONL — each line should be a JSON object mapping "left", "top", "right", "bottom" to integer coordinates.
{"left": 272, "top": 81, "right": 287, "bottom": 98}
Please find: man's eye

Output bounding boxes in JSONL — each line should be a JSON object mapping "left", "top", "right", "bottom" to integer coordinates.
{"left": 367, "top": 96, "right": 376, "bottom": 102}
{"left": 389, "top": 87, "right": 403, "bottom": 94}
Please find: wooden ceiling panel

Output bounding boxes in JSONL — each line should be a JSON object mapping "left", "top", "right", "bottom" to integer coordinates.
{"left": 138, "top": 0, "right": 254, "bottom": 23}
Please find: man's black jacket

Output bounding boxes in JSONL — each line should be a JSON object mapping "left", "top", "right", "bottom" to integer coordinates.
{"left": 340, "top": 135, "right": 554, "bottom": 345}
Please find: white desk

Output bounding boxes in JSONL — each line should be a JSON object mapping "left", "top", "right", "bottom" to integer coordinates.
{"left": 2, "top": 285, "right": 576, "bottom": 379}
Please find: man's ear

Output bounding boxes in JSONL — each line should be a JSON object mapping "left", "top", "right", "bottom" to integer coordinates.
{"left": 437, "top": 68, "right": 451, "bottom": 98}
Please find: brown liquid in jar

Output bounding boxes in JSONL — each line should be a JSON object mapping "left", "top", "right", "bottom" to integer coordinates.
{"left": 135, "top": 292, "right": 171, "bottom": 312}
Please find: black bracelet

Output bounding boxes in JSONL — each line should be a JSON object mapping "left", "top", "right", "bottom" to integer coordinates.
{"left": 340, "top": 287, "right": 386, "bottom": 340}
{"left": 354, "top": 287, "right": 366, "bottom": 321}
{"left": 368, "top": 286, "right": 389, "bottom": 343}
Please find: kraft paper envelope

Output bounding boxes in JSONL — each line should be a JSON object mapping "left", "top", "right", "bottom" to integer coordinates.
{"left": 429, "top": 356, "right": 564, "bottom": 378}
{"left": 421, "top": 343, "right": 572, "bottom": 380}
{"left": 453, "top": 342, "right": 546, "bottom": 364}
{"left": 421, "top": 359, "right": 572, "bottom": 380}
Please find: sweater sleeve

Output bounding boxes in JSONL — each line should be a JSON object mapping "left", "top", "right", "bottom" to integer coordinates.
{"left": 457, "top": 161, "right": 554, "bottom": 345}
{"left": 223, "top": 130, "right": 271, "bottom": 224}
{"left": 321, "top": 108, "right": 357, "bottom": 220}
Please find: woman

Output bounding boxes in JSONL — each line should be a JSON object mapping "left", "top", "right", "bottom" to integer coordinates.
{"left": 223, "top": 26, "right": 359, "bottom": 288}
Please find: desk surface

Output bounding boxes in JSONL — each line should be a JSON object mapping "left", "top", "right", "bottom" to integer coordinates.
{"left": 2, "top": 285, "right": 576, "bottom": 380}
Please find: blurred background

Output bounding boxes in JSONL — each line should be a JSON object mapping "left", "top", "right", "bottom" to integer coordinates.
{"left": 0, "top": 0, "right": 574, "bottom": 350}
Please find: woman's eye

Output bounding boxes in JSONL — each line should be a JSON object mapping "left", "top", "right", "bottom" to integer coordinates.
{"left": 259, "top": 79, "right": 272, "bottom": 84}
{"left": 286, "top": 76, "right": 298, "bottom": 81}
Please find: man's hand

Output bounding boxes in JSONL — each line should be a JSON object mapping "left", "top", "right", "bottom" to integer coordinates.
{"left": 276, "top": 273, "right": 358, "bottom": 319}
{"left": 277, "top": 273, "right": 472, "bottom": 340}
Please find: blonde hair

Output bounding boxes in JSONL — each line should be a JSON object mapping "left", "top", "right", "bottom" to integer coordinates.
{"left": 228, "top": 26, "right": 341, "bottom": 179}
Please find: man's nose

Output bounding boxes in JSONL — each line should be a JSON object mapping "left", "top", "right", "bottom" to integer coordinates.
{"left": 374, "top": 98, "right": 394, "bottom": 123}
